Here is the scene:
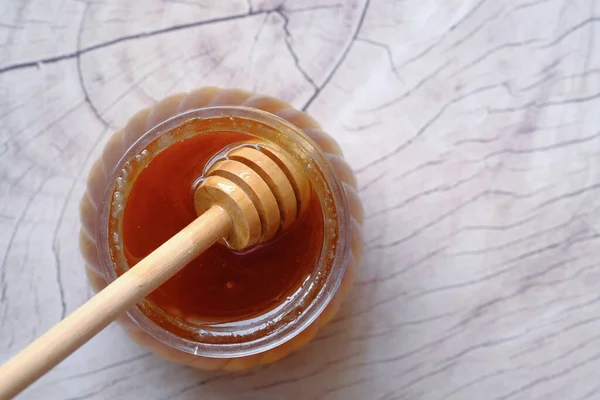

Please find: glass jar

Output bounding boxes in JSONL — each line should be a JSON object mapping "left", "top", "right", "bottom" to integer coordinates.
{"left": 79, "top": 88, "right": 364, "bottom": 371}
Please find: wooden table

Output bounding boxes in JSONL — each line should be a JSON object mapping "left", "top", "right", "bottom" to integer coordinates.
{"left": 2, "top": 0, "right": 600, "bottom": 398}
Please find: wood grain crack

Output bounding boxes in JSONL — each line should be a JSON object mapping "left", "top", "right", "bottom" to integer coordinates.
{"left": 275, "top": 9, "right": 317, "bottom": 90}
{"left": 442, "top": 368, "right": 521, "bottom": 399}
{"left": 50, "top": 177, "right": 78, "bottom": 321}
{"left": 450, "top": 6, "right": 506, "bottom": 49}
{"left": 452, "top": 38, "right": 544, "bottom": 78}
{"left": 514, "top": 0, "right": 555, "bottom": 11}
{"left": 402, "top": 0, "right": 489, "bottom": 67}
{"left": 468, "top": 131, "right": 600, "bottom": 163}
{"left": 76, "top": 3, "right": 109, "bottom": 129}
{"left": 252, "top": 351, "right": 361, "bottom": 390}
{"left": 64, "top": 369, "right": 150, "bottom": 400}
{"left": 493, "top": 351, "right": 600, "bottom": 400}
{"left": 413, "top": 233, "right": 583, "bottom": 301}
{"left": 366, "top": 168, "right": 485, "bottom": 220}
{"left": 162, "top": 373, "right": 251, "bottom": 400}
{"left": 51, "top": 239, "right": 67, "bottom": 320}
{"left": 542, "top": 16, "right": 600, "bottom": 48}
{"left": 56, "top": 353, "right": 152, "bottom": 381}
{"left": 0, "top": 178, "right": 47, "bottom": 309}
{"left": 355, "top": 37, "right": 402, "bottom": 83}
{"left": 357, "top": 83, "right": 502, "bottom": 174}
{"left": 535, "top": 183, "right": 600, "bottom": 209}
{"left": 575, "top": 383, "right": 600, "bottom": 400}
{"left": 302, "top": 0, "right": 371, "bottom": 110}
{"left": 0, "top": 10, "right": 266, "bottom": 76}
{"left": 284, "top": 4, "right": 344, "bottom": 14}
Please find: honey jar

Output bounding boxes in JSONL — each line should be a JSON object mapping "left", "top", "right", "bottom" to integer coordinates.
{"left": 79, "top": 88, "right": 364, "bottom": 371}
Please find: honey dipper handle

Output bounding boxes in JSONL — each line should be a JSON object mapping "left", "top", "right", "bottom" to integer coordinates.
{"left": 0, "top": 205, "right": 231, "bottom": 400}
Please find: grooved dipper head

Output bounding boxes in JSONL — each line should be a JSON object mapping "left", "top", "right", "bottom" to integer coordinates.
{"left": 194, "top": 141, "right": 311, "bottom": 250}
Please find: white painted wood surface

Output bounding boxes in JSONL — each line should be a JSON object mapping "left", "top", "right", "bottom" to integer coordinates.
{"left": 2, "top": 0, "right": 600, "bottom": 398}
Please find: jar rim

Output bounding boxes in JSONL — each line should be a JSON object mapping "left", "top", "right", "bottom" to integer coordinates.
{"left": 96, "top": 106, "right": 351, "bottom": 358}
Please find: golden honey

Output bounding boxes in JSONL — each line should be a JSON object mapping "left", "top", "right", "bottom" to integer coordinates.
{"left": 80, "top": 88, "right": 364, "bottom": 370}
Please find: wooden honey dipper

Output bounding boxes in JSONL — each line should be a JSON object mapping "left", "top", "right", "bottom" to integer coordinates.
{"left": 0, "top": 141, "right": 311, "bottom": 399}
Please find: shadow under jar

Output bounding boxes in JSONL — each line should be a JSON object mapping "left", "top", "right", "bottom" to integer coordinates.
{"left": 79, "top": 88, "right": 364, "bottom": 371}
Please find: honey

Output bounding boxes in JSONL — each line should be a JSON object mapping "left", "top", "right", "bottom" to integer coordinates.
{"left": 81, "top": 88, "right": 363, "bottom": 370}
{"left": 119, "top": 124, "right": 324, "bottom": 322}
